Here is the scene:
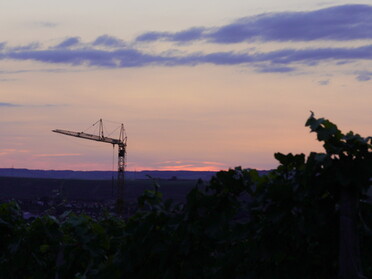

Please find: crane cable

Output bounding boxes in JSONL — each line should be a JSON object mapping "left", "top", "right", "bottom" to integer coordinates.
{"left": 112, "top": 144, "right": 115, "bottom": 197}
{"left": 81, "top": 119, "right": 123, "bottom": 140}
{"left": 83, "top": 119, "right": 101, "bottom": 133}
{"left": 107, "top": 125, "right": 120, "bottom": 137}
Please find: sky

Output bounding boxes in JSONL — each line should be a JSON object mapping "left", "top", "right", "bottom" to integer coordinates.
{"left": 0, "top": 0, "right": 371, "bottom": 171}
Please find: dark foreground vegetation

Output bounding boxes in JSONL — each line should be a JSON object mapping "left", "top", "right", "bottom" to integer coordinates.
{"left": 0, "top": 113, "right": 371, "bottom": 279}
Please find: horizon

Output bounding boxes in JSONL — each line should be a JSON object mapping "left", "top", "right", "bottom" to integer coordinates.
{"left": 0, "top": 167, "right": 220, "bottom": 172}
{"left": 1, "top": 1, "right": 371, "bottom": 171}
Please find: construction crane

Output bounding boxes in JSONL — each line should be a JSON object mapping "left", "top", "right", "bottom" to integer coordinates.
{"left": 52, "top": 119, "right": 127, "bottom": 214}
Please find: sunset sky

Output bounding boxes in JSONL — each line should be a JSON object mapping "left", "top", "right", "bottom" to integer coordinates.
{"left": 1, "top": 0, "right": 371, "bottom": 171}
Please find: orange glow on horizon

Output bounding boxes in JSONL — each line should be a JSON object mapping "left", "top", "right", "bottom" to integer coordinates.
{"left": 126, "top": 160, "right": 227, "bottom": 172}
{"left": 155, "top": 165, "right": 223, "bottom": 172}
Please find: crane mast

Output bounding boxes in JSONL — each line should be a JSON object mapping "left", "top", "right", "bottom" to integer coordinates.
{"left": 52, "top": 119, "right": 127, "bottom": 214}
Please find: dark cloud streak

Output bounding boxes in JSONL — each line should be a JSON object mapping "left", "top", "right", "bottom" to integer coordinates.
{"left": 318, "top": 80, "right": 330, "bottom": 86}
{"left": 137, "top": 27, "right": 205, "bottom": 43}
{"left": 12, "top": 43, "right": 40, "bottom": 51}
{"left": 0, "top": 102, "right": 67, "bottom": 107}
{"left": 256, "top": 65, "right": 296, "bottom": 73}
{"left": 0, "top": 102, "right": 20, "bottom": 107}
{"left": 55, "top": 37, "right": 81, "bottom": 48}
{"left": 4, "top": 44, "right": 372, "bottom": 69}
{"left": 136, "top": 4, "right": 372, "bottom": 43}
{"left": 355, "top": 71, "right": 372, "bottom": 81}
{"left": 6, "top": 48, "right": 173, "bottom": 68}
{"left": 92, "top": 35, "right": 126, "bottom": 48}
{"left": 35, "top": 21, "right": 58, "bottom": 28}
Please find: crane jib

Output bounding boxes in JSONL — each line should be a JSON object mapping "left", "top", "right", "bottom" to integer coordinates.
{"left": 52, "top": 129, "right": 124, "bottom": 145}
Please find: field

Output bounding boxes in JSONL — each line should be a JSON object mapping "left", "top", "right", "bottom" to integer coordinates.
{"left": 2, "top": 172, "right": 370, "bottom": 219}
{"left": 0, "top": 176, "right": 201, "bottom": 216}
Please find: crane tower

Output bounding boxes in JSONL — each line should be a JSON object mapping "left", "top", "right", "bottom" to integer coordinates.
{"left": 52, "top": 119, "right": 127, "bottom": 213}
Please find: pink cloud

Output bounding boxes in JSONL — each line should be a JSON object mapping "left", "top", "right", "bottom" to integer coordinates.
{"left": 0, "top": 149, "right": 30, "bottom": 156}
{"left": 202, "top": 161, "right": 226, "bottom": 166}
{"left": 33, "top": 153, "right": 81, "bottom": 157}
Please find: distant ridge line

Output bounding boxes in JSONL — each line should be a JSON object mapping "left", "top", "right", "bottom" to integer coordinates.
{"left": 0, "top": 168, "right": 218, "bottom": 181}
